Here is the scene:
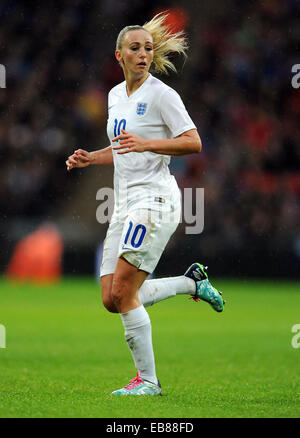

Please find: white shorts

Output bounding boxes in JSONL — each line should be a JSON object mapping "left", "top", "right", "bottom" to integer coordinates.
{"left": 100, "top": 197, "right": 181, "bottom": 276}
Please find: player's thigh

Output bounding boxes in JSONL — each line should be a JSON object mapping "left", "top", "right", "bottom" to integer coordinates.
{"left": 100, "top": 220, "right": 123, "bottom": 309}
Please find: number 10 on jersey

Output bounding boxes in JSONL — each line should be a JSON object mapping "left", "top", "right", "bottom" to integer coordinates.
{"left": 114, "top": 119, "right": 127, "bottom": 138}
{"left": 124, "top": 221, "right": 146, "bottom": 249}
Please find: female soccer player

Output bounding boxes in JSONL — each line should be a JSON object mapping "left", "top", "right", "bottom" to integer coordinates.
{"left": 66, "top": 13, "right": 224, "bottom": 396}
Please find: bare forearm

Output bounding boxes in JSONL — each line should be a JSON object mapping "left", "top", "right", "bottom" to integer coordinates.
{"left": 90, "top": 146, "right": 113, "bottom": 165}
{"left": 147, "top": 136, "right": 202, "bottom": 156}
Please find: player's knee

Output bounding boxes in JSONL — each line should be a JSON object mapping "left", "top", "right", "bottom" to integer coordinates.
{"left": 102, "top": 295, "right": 118, "bottom": 313}
{"left": 111, "top": 280, "right": 128, "bottom": 309}
{"left": 101, "top": 287, "right": 118, "bottom": 313}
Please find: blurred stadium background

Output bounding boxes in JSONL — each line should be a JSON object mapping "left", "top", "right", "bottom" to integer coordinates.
{"left": 0, "top": 0, "right": 299, "bottom": 282}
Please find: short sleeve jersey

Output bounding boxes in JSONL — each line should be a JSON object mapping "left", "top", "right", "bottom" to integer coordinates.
{"left": 107, "top": 73, "right": 196, "bottom": 209}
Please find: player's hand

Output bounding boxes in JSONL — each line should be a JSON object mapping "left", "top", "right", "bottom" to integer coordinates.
{"left": 66, "top": 149, "right": 92, "bottom": 171}
{"left": 112, "top": 129, "right": 150, "bottom": 154}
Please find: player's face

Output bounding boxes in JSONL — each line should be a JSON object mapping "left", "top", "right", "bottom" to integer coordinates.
{"left": 116, "top": 29, "right": 154, "bottom": 77}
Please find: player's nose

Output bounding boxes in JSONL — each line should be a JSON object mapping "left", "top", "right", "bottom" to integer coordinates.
{"left": 139, "top": 48, "right": 147, "bottom": 58}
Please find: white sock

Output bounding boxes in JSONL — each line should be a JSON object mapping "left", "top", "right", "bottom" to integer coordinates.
{"left": 120, "top": 305, "right": 158, "bottom": 385}
{"left": 138, "top": 276, "right": 196, "bottom": 307}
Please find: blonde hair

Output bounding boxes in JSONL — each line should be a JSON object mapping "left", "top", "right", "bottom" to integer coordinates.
{"left": 116, "top": 12, "right": 188, "bottom": 74}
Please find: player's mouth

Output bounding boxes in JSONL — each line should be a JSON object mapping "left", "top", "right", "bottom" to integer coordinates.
{"left": 137, "top": 62, "right": 147, "bottom": 68}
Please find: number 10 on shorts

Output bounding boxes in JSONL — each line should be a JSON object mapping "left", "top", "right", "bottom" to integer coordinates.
{"left": 124, "top": 221, "right": 146, "bottom": 249}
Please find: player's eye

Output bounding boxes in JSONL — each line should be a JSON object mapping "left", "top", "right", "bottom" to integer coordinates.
{"left": 130, "top": 46, "right": 152, "bottom": 52}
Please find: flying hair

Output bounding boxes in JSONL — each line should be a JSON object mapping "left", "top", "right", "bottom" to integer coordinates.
{"left": 116, "top": 12, "right": 188, "bottom": 74}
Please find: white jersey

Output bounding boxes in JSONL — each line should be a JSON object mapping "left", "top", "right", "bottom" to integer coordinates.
{"left": 106, "top": 73, "right": 196, "bottom": 218}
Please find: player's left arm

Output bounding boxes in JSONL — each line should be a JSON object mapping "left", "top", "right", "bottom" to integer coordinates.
{"left": 112, "top": 128, "right": 202, "bottom": 156}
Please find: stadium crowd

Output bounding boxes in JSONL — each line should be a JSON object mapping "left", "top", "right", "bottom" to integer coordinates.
{"left": 0, "top": 0, "right": 299, "bottom": 276}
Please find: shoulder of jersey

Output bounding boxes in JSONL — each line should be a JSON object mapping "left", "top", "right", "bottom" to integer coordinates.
{"left": 148, "top": 75, "right": 172, "bottom": 95}
{"left": 148, "top": 75, "right": 181, "bottom": 108}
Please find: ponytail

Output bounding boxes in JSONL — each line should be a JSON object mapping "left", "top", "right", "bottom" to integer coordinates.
{"left": 143, "top": 12, "right": 188, "bottom": 74}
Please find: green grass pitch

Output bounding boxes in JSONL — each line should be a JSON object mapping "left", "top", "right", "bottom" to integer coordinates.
{"left": 0, "top": 276, "right": 300, "bottom": 418}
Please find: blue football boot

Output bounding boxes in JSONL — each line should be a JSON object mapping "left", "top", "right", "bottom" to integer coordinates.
{"left": 184, "top": 263, "right": 225, "bottom": 312}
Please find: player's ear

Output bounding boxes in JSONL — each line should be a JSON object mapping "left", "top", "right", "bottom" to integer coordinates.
{"left": 115, "top": 50, "right": 122, "bottom": 64}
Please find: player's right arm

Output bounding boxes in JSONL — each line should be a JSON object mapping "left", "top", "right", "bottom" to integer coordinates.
{"left": 66, "top": 146, "right": 113, "bottom": 171}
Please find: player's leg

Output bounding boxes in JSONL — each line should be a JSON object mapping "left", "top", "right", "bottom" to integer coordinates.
{"left": 99, "top": 219, "right": 122, "bottom": 313}
{"left": 138, "top": 263, "right": 225, "bottom": 312}
{"left": 99, "top": 213, "right": 160, "bottom": 395}
{"left": 137, "top": 274, "right": 196, "bottom": 307}
{"left": 110, "top": 207, "right": 178, "bottom": 396}
{"left": 101, "top": 265, "right": 224, "bottom": 313}
{"left": 110, "top": 256, "right": 147, "bottom": 313}
{"left": 110, "top": 256, "right": 161, "bottom": 395}
{"left": 101, "top": 250, "right": 225, "bottom": 313}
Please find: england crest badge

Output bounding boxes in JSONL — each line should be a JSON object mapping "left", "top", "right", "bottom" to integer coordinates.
{"left": 136, "top": 102, "right": 147, "bottom": 115}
